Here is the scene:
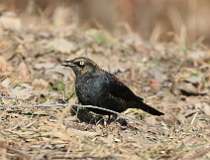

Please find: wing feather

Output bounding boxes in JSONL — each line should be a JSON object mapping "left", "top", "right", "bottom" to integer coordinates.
{"left": 106, "top": 73, "right": 143, "bottom": 102}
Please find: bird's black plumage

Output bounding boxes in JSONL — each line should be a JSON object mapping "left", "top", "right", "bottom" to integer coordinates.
{"left": 62, "top": 57, "right": 164, "bottom": 116}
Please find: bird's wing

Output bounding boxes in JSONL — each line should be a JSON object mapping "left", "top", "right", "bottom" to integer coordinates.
{"left": 107, "top": 73, "right": 143, "bottom": 102}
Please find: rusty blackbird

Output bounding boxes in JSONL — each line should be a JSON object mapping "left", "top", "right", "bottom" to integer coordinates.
{"left": 62, "top": 57, "right": 164, "bottom": 117}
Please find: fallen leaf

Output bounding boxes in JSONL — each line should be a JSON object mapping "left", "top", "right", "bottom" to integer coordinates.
{"left": 34, "top": 62, "right": 56, "bottom": 70}
{"left": 202, "top": 103, "right": 210, "bottom": 116}
{"left": 0, "top": 84, "right": 10, "bottom": 97}
{"left": 50, "top": 80, "right": 65, "bottom": 92}
{"left": 0, "top": 56, "right": 12, "bottom": 75}
{"left": 32, "top": 79, "right": 48, "bottom": 90}
{"left": 48, "top": 38, "right": 76, "bottom": 53}
{"left": 17, "top": 62, "right": 31, "bottom": 82}
{"left": 11, "top": 84, "right": 33, "bottom": 100}
{"left": 149, "top": 79, "right": 161, "bottom": 91}
{"left": 178, "top": 83, "right": 207, "bottom": 96}
{"left": 0, "top": 12, "right": 22, "bottom": 31}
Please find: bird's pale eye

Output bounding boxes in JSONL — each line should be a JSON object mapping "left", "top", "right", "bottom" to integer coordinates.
{"left": 79, "top": 61, "right": 84, "bottom": 66}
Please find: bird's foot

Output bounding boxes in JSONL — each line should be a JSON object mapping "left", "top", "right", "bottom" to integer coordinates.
{"left": 106, "top": 114, "right": 128, "bottom": 126}
{"left": 116, "top": 118, "right": 128, "bottom": 126}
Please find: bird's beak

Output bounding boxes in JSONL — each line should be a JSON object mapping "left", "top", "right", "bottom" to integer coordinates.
{"left": 61, "top": 60, "right": 76, "bottom": 68}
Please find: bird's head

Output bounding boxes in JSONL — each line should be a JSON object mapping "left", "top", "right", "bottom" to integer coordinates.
{"left": 62, "top": 57, "right": 99, "bottom": 77}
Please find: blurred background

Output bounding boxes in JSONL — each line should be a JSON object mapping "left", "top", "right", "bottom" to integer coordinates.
{"left": 0, "top": 0, "right": 209, "bottom": 45}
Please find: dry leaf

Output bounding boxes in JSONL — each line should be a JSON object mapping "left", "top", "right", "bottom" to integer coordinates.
{"left": 48, "top": 38, "right": 76, "bottom": 53}
{"left": 149, "top": 79, "right": 161, "bottom": 91}
{"left": 0, "top": 84, "right": 10, "bottom": 97}
{"left": 0, "top": 56, "right": 12, "bottom": 74}
{"left": 32, "top": 79, "right": 49, "bottom": 90}
{"left": 202, "top": 103, "right": 210, "bottom": 116}
{"left": 17, "top": 62, "right": 31, "bottom": 82}
{"left": 0, "top": 12, "right": 22, "bottom": 31}
{"left": 11, "top": 84, "right": 32, "bottom": 100}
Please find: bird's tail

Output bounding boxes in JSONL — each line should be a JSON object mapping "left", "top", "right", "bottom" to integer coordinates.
{"left": 132, "top": 98, "right": 164, "bottom": 116}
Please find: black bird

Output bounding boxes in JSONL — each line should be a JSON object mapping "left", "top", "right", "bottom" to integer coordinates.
{"left": 62, "top": 57, "right": 164, "bottom": 117}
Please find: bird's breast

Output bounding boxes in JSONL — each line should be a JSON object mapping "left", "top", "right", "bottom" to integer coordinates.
{"left": 75, "top": 73, "right": 108, "bottom": 105}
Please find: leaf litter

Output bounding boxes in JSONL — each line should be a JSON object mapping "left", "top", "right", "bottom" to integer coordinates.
{"left": 0, "top": 13, "right": 210, "bottom": 160}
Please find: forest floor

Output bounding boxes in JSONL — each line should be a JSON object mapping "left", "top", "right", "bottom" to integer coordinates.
{"left": 0, "top": 13, "right": 210, "bottom": 160}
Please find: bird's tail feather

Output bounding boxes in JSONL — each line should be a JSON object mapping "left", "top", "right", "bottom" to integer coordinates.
{"left": 132, "top": 98, "right": 164, "bottom": 116}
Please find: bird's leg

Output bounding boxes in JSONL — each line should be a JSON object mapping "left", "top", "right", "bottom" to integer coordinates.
{"left": 112, "top": 114, "right": 118, "bottom": 121}
{"left": 72, "top": 102, "right": 97, "bottom": 123}
{"left": 94, "top": 114, "right": 105, "bottom": 125}
{"left": 106, "top": 114, "right": 118, "bottom": 124}
{"left": 108, "top": 115, "right": 111, "bottom": 121}
{"left": 116, "top": 117, "right": 128, "bottom": 126}
{"left": 70, "top": 99, "right": 81, "bottom": 116}
{"left": 110, "top": 114, "right": 128, "bottom": 126}
{"left": 104, "top": 114, "right": 112, "bottom": 125}
{"left": 70, "top": 104, "right": 78, "bottom": 116}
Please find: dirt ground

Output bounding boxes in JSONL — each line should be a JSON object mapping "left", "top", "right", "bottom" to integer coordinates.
{"left": 0, "top": 13, "right": 210, "bottom": 160}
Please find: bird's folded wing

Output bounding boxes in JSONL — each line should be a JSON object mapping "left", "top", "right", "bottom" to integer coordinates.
{"left": 108, "top": 75, "right": 143, "bottom": 102}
